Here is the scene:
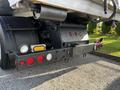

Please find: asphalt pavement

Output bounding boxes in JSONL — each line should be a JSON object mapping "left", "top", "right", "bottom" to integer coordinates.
{"left": 0, "top": 54, "right": 120, "bottom": 90}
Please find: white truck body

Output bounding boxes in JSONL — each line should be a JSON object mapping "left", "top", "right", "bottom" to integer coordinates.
{"left": 8, "top": 0, "right": 120, "bottom": 21}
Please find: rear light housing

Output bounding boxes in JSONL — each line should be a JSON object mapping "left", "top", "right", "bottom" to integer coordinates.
{"left": 18, "top": 52, "right": 53, "bottom": 66}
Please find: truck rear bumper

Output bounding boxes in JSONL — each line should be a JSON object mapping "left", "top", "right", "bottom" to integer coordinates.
{"left": 15, "top": 43, "right": 95, "bottom": 67}
{"left": 73, "top": 43, "right": 94, "bottom": 56}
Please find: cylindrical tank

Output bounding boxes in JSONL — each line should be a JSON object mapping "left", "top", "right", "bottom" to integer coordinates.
{"left": 33, "top": 5, "right": 67, "bottom": 21}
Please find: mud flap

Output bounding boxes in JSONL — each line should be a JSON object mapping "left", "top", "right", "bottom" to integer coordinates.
{"left": 0, "top": 0, "right": 12, "bottom": 15}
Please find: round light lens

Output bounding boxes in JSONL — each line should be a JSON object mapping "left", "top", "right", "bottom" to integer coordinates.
{"left": 46, "top": 53, "right": 52, "bottom": 61}
{"left": 37, "top": 55, "right": 44, "bottom": 63}
{"left": 20, "top": 61, "right": 25, "bottom": 65}
{"left": 20, "top": 45, "right": 29, "bottom": 54}
{"left": 27, "top": 57, "right": 34, "bottom": 65}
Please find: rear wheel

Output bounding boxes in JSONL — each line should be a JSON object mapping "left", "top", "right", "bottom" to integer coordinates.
{"left": 0, "top": 44, "right": 10, "bottom": 70}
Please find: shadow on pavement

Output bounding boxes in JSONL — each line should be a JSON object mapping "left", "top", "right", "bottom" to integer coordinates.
{"left": 105, "top": 77, "right": 120, "bottom": 90}
{"left": 95, "top": 63, "right": 120, "bottom": 72}
{"left": 18, "top": 67, "right": 77, "bottom": 90}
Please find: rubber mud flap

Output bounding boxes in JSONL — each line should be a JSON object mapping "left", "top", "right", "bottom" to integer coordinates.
{"left": 0, "top": 0, "right": 12, "bottom": 16}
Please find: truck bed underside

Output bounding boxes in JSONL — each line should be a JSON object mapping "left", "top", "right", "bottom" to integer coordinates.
{"left": 11, "top": 0, "right": 120, "bottom": 21}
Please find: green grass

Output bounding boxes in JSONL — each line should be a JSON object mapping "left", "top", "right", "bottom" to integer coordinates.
{"left": 90, "top": 35, "right": 120, "bottom": 56}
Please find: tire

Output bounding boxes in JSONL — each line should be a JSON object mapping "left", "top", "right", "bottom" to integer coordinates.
{"left": 0, "top": 44, "right": 10, "bottom": 70}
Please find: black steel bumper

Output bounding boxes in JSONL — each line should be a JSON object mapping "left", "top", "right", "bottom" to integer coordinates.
{"left": 15, "top": 43, "right": 95, "bottom": 67}
{"left": 73, "top": 43, "right": 95, "bottom": 56}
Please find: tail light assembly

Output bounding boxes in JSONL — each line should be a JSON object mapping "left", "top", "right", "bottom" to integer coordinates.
{"left": 18, "top": 53, "right": 53, "bottom": 66}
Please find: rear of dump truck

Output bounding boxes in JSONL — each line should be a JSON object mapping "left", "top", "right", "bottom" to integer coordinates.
{"left": 0, "top": 0, "right": 111, "bottom": 70}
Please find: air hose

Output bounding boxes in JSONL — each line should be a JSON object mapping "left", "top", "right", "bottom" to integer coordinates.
{"left": 93, "top": 0, "right": 117, "bottom": 23}
{"left": 104, "top": 0, "right": 117, "bottom": 20}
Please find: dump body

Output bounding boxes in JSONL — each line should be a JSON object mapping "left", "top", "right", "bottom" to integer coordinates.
{"left": 8, "top": 0, "right": 120, "bottom": 21}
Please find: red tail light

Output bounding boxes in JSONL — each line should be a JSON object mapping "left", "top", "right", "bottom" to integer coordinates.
{"left": 37, "top": 55, "right": 44, "bottom": 63}
{"left": 20, "top": 61, "right": 25, "bottom": 65}
{"left": 27, "top": 57, "right": 34, "bottom": 65}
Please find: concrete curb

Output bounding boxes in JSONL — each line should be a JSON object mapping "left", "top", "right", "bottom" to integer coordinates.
{"left": 90, "top": 52, "right": 120, "bottom": 62}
